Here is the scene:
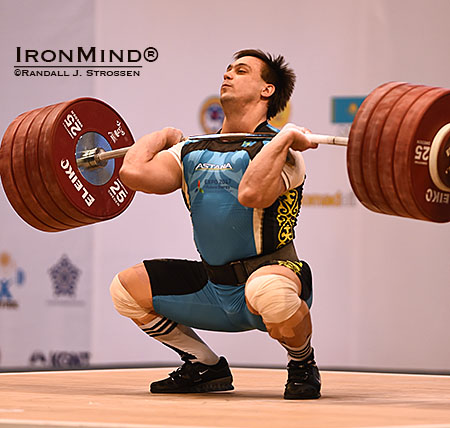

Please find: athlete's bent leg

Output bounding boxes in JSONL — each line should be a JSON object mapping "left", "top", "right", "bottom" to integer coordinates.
{"left": 110, "top": 263, "right": 219, "bottom": 363}
{"left": 245, "top": 265, "right": 321, "bottom": 399}
{"left": 110, "top": 263, "right": 233, "bottom": 393}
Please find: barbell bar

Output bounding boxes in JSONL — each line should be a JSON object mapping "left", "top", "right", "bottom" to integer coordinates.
{"left": 75, "top": 133, "right": 348, "bottom": 170}
{"left": 0, "top": 81, "right": 449, "bottom": 232}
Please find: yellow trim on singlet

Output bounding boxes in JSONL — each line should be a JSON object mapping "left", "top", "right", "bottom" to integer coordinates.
{"left": 276, "top": 189, "right": 300, "bottom": 248}
{"left": 277, "top": 260, "right": 303, "bottom": 274}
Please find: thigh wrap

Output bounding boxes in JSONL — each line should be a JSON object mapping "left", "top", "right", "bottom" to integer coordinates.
{"left": 109, "top": 274, "right": 148, "bottom": 319}
{"left": 245, "top": 274, "right": 301, "bottom": 324}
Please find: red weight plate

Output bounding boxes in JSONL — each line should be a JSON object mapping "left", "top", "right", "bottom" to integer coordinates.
{"left": 38, "top": 101, "right": 96, "bottom": 223}
{"left": 378, "top": 86, "right": 434, "bottom": 218}
{"left": 429, "top": 125, "right": 450, "bottom": 192}
{"left": 361, "top": 83, "right": 413, "bottom": 215}
{"left": 347, "top": 82, "right": 406, "bottom": 214}
{"left": 12, "top": 106, "right": 73, "bottom": 230}
{"left": 39, "top": 98, "right": 135, "bottom": 221}
{"left": 0, "top": 110, "right": 61, "bottom": 231}
{"left": 25, "top": 104, "right": 90, "bottom": 228}
{"left": 394, "top": 88, "right": 450, "bottom": 222}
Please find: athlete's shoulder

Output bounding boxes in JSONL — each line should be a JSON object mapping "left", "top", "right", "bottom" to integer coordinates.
{"left": 259, "top": 122, "right": 280, "bottom": 134}
{"left": 255, "top": 122, "right": 279, "bottom": 146}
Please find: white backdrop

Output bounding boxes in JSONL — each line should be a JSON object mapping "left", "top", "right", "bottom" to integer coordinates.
{"left": 0, "top": 0, "right": 449, "bottom": 372}
{"left": 0, "top": 0, "right": 95, "bottom": 369}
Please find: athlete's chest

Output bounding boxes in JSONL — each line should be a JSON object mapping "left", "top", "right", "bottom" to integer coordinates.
{"left": 182, "top": 147, "right": 254, "bottom": 183}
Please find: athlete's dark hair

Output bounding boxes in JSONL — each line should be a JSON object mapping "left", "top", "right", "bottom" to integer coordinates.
{"left": 233, "top": 49, "right": 296, "bottom": 119}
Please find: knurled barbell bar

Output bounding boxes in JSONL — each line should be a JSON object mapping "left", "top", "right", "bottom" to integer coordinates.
{"left": 75, "top": 132, "right": 348, "bottom": 169}
{"left": 0, "top": 81, "right": 449, "bottom": 232}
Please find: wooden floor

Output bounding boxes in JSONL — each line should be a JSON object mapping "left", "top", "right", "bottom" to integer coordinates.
{"left": 0, "top": 368, "right": 449, "bottom": 428}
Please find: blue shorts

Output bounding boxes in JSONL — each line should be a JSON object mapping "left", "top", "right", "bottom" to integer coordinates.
{"left": 143, "top": 258, "right": 313, "bottom": 333}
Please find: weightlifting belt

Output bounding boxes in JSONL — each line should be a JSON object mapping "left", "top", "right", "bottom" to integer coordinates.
{"left": 202, "top": 242, "right": 298, "bottom": 285}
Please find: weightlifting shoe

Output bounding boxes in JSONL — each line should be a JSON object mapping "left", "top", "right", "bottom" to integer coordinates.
{"left": 284, "top": 350, "right": 321, "bottom": 399}
{"left": 150, "top": 356, "right": 234, "bottom": 393}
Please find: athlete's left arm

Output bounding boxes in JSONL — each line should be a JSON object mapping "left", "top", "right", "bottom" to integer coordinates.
{"left": 238, "top": 124, "right": 318, "bottom": 208}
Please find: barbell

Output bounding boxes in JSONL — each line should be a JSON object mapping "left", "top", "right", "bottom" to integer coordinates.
{"left": 0, "top": 81, "right": 449, "bottom": 232}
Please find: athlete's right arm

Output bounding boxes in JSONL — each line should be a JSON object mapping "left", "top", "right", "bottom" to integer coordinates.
{"left": 119, "top": 127, "right": 183, "bottom": 194}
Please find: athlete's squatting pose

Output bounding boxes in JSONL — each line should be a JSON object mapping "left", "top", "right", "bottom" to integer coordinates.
{"left": 110, "top": 49, "right": 321, "bottom": 399}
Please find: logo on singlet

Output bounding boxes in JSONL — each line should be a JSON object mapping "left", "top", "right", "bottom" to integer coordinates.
{"left": 194, "top": 162, "right": 233, "bottom": 171}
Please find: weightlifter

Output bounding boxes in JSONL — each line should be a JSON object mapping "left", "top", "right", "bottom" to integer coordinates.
{"left": 109, "top": 49, "right": 321, "bottom": 399}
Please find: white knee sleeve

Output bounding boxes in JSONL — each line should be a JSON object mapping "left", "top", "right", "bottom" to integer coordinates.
{"left": 245, "top": 274, "right": 301, "bottom": 324}
{"left": 109, "top": 274, "right": 149, "bottom": 319}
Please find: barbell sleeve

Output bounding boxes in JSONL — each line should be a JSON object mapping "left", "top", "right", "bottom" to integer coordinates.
{"left": 96, "top": 147, "right": 130, "bottom": 163}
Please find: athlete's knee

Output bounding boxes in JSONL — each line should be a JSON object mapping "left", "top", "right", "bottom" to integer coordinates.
{"left": 109, "top": 273, "right": 150, "bottom": 320}
{"left": 245, "top": 274, "right": 301, "bottom": 324}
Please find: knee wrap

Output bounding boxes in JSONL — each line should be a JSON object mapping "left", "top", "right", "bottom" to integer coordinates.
{"left": 245, "top": 274, "right": 301, "bottom": 324}
{"left": 109, "top": 274, "right": 148, "bottom": 319}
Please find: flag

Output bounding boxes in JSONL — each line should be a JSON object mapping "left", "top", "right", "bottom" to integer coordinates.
{"left": 332, "top": 96, "right": 366, "bottom": 123}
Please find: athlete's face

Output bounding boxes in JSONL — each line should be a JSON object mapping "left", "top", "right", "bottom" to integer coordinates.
{"left": 220, "top": 56, "right": 274, "bottom": 106}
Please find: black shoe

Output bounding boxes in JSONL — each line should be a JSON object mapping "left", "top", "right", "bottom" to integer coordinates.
{"left": 284, "top": 350, "right": 321, "bottom": 399}
{"left": 150, "top": 356, "right": 234, "bottom": 393}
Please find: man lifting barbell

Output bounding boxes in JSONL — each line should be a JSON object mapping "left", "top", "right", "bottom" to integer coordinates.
{"left": 1, "top": 47, "right": 449, "bottom": 398}
{"left": 110, "top": 49, "right": 322, "bottom": 399}
{"left": 2, "top": 78, "right": 449, "bottom": 229}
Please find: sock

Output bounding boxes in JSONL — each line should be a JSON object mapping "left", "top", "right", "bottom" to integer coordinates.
{"left": 281, "top": 335, "right": 312, "bottom": 362}
{"left": 139, "top": 316, "right": 219, "bottom": 365}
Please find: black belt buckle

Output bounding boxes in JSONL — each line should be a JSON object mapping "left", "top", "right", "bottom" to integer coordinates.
{"left": 230, "top": 260, "right": 248, "bottom": 285}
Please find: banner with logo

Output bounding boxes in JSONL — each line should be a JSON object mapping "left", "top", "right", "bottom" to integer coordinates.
{"left": 0, "top": 239, "right": 93, "bottom": 369}
{"left": 0, "top": 0, "right": 94, "bottom": 370}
